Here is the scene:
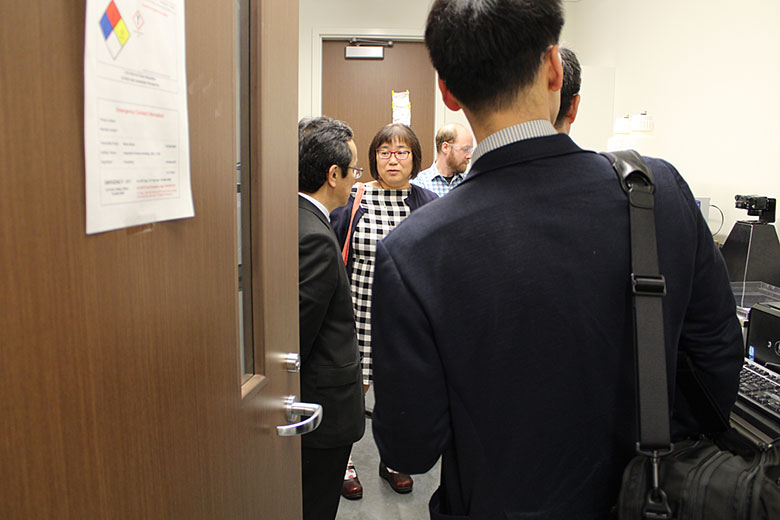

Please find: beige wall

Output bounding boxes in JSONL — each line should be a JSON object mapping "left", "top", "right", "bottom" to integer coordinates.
{"left": 300, "top": 1, "right": 780, "bottom": 242}
{"left": 564, "top": 0, "right": 780, "bottom": 241}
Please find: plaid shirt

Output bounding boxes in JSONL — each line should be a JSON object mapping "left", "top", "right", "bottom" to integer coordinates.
{"left": 411, "top": 163, "right": 467, "bottom": 197}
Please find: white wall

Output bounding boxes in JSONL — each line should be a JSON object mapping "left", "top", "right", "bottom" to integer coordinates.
{"left": 300, "top": 1, "right": 780, "bottom": 241}
{"left": 563, "top": 0, "right": 780, "bottom": 241}
{"left": 298, "top": 0, "right": 473, "bottom": 153}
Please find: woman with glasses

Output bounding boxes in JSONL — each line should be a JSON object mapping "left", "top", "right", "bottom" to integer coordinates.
{"left": 331, "top": 123, "right": 438, "bottom": 499}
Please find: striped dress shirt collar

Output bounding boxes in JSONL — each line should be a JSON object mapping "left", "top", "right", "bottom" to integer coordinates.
{"left": 470, "top": 119, "right": 558, "bottom": 166}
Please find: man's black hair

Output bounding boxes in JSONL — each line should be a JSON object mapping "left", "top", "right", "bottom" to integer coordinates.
{"left": 425, "top": 0, "right": 564, "bottom": 113}
{"left": 555, "top": 47, "right": 581, "bottom": 127}
{"left": 298, "top": 117, "right": 353, "bottom": 193}
{"left": 298, "top": 116, "right": 332, "bottom": 140}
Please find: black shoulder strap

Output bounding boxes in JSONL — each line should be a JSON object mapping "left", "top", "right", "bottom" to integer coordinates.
{"left": 603, "top": 150, "right": 673, "bottom": 518}
{"left": 602, "top": 151, "right": 671, "bottom": 451}
{"left": 603, "top": 153, "right": 730, "bottom": 437}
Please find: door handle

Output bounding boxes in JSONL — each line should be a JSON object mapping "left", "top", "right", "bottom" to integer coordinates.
{"left": 276, "top": 395, "right": 323, "bottom": 437}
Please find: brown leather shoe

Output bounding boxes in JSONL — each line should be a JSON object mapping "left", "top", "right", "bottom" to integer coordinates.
{"left": 379, "top": 461, "right": 413, "bottom": 494}
{"left": 341, "top": 462, "right": 363, "bottom": 500}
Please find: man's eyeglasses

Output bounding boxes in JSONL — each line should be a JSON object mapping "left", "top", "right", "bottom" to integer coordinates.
{"left": 447, "top": 143, "right": 474, "bottom": 153}
{"left": 348, "top": 166, "right": 364, "bottom": 179}
{"left": 376, "top": 150, "right": 411, "bottom": 161}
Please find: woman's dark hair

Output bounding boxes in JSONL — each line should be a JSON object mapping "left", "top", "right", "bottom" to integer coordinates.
{"left": 298, "top": 118, "right": 353, "bottom": 193}
{"left": 367, "top": 124, "right": 422, "bottom": 181}
{"left": 425, "top": 0, "right": 564, "bottom": 113}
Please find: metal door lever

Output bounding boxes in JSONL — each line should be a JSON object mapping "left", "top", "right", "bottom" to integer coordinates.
{"left": 276, "top": 395, "right": 323, "bottom": 436}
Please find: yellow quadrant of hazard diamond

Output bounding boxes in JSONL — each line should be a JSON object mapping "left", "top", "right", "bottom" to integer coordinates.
{"left": 114, "top": 19, "right": 130, "bottom": 46}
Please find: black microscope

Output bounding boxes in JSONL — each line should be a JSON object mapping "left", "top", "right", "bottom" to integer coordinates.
{"left": 720, "top": 195, "right": 780, "bottom": 287}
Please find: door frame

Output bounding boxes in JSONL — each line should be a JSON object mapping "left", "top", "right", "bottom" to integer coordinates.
{"left": 310, "top": 27, "right": 449, "bottom": 133}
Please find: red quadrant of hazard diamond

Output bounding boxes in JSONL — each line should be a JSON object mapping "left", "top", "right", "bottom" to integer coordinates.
{"left": 106, "top": 1, "right": 121, "bottom": 27}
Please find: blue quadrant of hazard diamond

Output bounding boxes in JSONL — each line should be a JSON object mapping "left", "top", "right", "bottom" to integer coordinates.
{"left": 99, "top": 12, "right": 114, "bottom": 39}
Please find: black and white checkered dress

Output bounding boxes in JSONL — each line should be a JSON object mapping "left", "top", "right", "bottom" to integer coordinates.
{"left": 350, "top": 185, "right": 412, "bottom": 384}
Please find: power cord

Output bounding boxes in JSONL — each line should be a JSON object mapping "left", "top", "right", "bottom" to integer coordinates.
{"left": 709, "top": 204, "right": 725, "bottom": 236}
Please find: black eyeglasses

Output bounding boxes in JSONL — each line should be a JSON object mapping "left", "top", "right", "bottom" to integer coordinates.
{"left": 376, "top": 150, "right": 411, "bottom": 161}
{"left": 348, "top": 166, "right": 363, "bottom": 179}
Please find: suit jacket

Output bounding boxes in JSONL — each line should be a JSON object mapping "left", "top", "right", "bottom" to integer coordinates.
{"left": 369, "top": 135, "right": 744, "bottom": 519}
{"left": 298, "top": 196, "right": 365, "bottom": 449}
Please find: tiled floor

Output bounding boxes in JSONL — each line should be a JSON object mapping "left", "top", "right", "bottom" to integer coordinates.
{"left": 336, "top": 387, "right": 441, "bottom": 520}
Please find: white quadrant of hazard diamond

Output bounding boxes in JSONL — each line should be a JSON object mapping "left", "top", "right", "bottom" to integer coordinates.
{"left": 106, "top": 31, "right": 123, "bottom": 59}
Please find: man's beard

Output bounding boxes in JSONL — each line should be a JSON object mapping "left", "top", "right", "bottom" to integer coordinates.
{"left": 447, "top": 153, "right": 466, "bottom": 175}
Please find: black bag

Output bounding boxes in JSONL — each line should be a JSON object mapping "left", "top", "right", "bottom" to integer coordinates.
{"left": 602, "top": 150, "right": 780, "bottom": 519}
{"left": 618, "top": 435, "right": 780, "bottom": 519}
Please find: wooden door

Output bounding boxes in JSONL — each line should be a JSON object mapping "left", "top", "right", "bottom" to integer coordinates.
{"left": 0, "top": 1, "right": 302, "bottom": 519}
{"left": 321, "top": 40, "right": 436, "bottom": 171}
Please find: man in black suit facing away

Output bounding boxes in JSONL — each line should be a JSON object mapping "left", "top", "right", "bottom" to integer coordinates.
{"left": 554, "top": 47, "right": 582, "bottom": 136}
{"left": 370, "top": 1, "right": 743, "bottom": 519}
{"left": 297, "top": 117, "right": 365, "bottom": 520}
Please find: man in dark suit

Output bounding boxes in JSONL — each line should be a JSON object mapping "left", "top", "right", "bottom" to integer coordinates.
{"left": 298, "top": 117, "right": 365, "bottom": 520}
{"left": 554, "top": 47, "right": 582, "bottom": 135}
{"left": 369, "top": 1, "right": 744, "bottom": 519}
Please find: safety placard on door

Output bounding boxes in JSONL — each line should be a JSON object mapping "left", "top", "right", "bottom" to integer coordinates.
{"left": 83, "top": 0, "right": 194, "bottom": 234}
